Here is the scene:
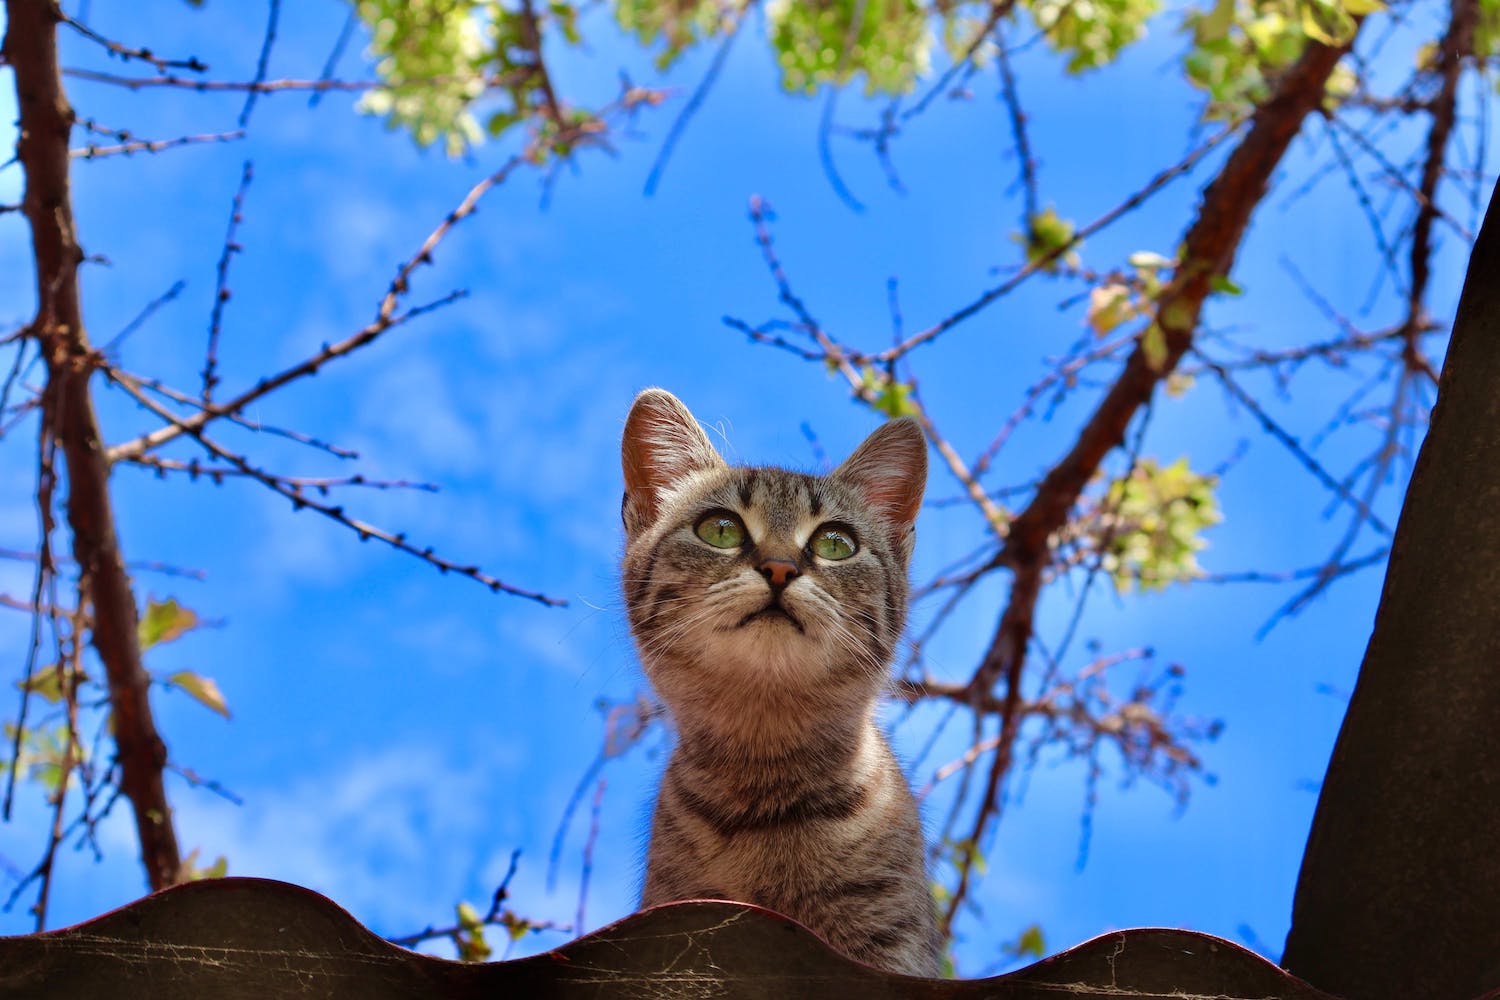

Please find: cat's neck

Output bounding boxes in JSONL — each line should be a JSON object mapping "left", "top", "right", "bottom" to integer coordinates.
{"left": 664, "top": 679, "right": 879, "bottom": 760}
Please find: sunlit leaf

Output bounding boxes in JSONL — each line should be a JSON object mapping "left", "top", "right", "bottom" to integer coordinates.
{"left": 1100, "top": 457, "right": 1222, "bottom": 591}
{"left": 859, "top": 367, "right": 921, "bottom": 418}
{"left": 1194, "top": 0, "right": 1237, "bottom": 44}
{"left": 1011, "top": 923, "right": 1047, "bottom": 959}
{"left": 1209, "top": 273, "right": 1243, "bottom": 296}
{"left": 16, "top": 663, "right": 70, "bottom": 704}
{"left": 1087, "top": 283, "right": 1135, "bottom": 335}
{"left": 138, "top": 597, "right": 199, "bottom": 650}
{"left": 457, "top": 901, "right": 483, "bottom": 930}
{"left": 1299, "top": 0, "right": 1355, "bottom": 46}
{"left": 1141, "top": 323, "right": 1169, "bottom": 370}
{"left": 181, "top": 848, "right": 230, "bottom": 881}
{"left": 615, "top": 0, "right": 736, "bottom": 68}
{"left": 1127, "top": 250, "right": 1173, "bottom": 271}
{"left": 1030, "top": 0, "right": 1163, "bottom": 72}
{"left": 168, "top": 671, "right": 231, "bottom": 719}
{"left": 1015, "top": 206, "right": 1082, "bottom": 272}
{"left": 767, "top": 0, "right": 932, "bottom": 96}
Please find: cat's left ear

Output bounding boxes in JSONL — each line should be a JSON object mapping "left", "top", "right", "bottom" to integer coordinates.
{"left": 622, "top": 388, "right": 725, "bottom": 537}
{"left": 834, "top": 417, "right": 928, "bottom": 528}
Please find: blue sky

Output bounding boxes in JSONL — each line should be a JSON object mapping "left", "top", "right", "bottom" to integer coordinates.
{"left": 0, "top": 0, "right": 1485, "bottom": 974}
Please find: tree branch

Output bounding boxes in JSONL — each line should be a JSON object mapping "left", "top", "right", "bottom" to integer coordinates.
{"left": 5, "top": 0, "right": 183, "bottom": 891}
{"left": 942, "top": 28, "right": 1362, "bottom": 931}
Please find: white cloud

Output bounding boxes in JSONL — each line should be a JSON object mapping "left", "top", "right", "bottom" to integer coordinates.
{"left": 246, "top": 488, "right": 360, "bottom": 591}
{"left": 173, "top": 742, "right": 521, "bottom": 935}
{"left": 352, "top": 355, "right": 486, "bottom": 480}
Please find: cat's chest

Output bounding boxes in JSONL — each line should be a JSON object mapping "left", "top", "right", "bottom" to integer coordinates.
{"left": 692, "top": 825, "right": 842, "bottom": 896}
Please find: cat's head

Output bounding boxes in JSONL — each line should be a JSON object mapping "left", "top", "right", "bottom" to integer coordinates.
{"left": 620, "top": 388, "right": 927, "bottom": 725}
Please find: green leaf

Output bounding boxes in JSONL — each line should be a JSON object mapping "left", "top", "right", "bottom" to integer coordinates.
{"left": 877, "top": 381, "right": 919, "bottom": 418}
{"left": 615, "top": 0, "right": 735, "bottom": 69}
{"left": 1299, "top": 0, "right": 1355, "bottom": 46}
{"left": 1194, "top": 0, "right": 1237, "bottom": 44}
{"left": 1160, "top": 300, "right": 1194, "bottom": 332}
{"left": 1100, "top": 458, "right": 1222, "bottom": 592}
{"left": 1012, "top": 923, "right": 1047, "bottom": 958}
{"left": 1165, "top": 372, "right": 1196, "bottom": 397}
{"left": 457, "top": 901, "right": 483, "bottom": 930}
{"left": 859, "top": 367, "right": 920, "bottom": 418}
{"left": 1015, "top": 206, "right": 1081, "bottom": 272}
{"left": 139, "top": 597, "right": 199, "bottom": 650}
{"left": 181, "top": 848, "right": 229, "bottom": 881}
{"left": 168, "top": 671, "right": 231, "bottom": 719}
{"left": 2, "top": 724, "right": 80, "bottom": 794}
{"left": 1087, "top": 283, "right": 1135, "bottom": 335}
{"left": 1208, "top": 274, "right": 1243, "bottom": 296}
{"left": 1140, "top": 324, "right": 1169, "bottom": 371}
{"left": 16, "top": 663, "right": 69, "bottom": 704}
{"left": 1029, "top": 0, "right": 1163, "bottom": 72}
{"left": 501, "top": 912, "right": 532, "bottom": 942}
{"left": 768, "top": 0, "right": 932, "bottom": 96}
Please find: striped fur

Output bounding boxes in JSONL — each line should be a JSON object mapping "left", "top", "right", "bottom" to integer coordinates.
{"left": 621, "top": 389, "right": 942, "bottom": 977}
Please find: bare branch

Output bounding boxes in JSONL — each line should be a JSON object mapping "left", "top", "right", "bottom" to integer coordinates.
{"left": 238, "top": 0, "right": 281, "bottom": 127}
{"left": 60, "top": 12, "right": 207, "bottom": 74}
{"left": 97, "top": 80, "right": 670, "bottom": 466}
{"left": 70, "top": 130, "right": 244, "bottom": 160}
{"left": 6, "top": 0, "right": 184, "bottom": 890}
{"left": 107, "top": 370, "right": 566, "bottom": 606}
{"left": 389, "top": 849, "right": 570, "bottom": 954}
{"left": 204, "top": 161, "right": 253, "bottom": 402}
{"left": 644, "top": 6, "right": 746, "bottom": 196}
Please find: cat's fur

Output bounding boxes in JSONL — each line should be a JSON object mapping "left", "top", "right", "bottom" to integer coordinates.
{"left": 620, "top": 388, "right": 942, "bottom": 978}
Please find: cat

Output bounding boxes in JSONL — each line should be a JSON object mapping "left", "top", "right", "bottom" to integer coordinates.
{"left": 620, "top": 387, "right": 942, "bottom": 978}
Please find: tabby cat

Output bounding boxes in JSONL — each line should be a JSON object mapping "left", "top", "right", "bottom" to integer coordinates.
{"left": 620, "top": 388, "right": 942, "bottom": 978}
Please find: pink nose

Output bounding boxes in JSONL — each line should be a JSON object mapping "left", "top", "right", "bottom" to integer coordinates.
{"left": 759, "top": 558, "right": 799, "bottom": 589}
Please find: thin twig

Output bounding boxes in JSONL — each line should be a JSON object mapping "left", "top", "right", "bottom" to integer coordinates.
{"left": 60, "top": 13, "right": 207, "bottom": 74}
{"left": 71, "top": 130, "right": 244, "bottom": 159}
{"left": 644, "top": 4, "right": 747, "bottom": 195}
{"left": 238, "top": 0, "right": 282, "bottom": 127}
{"left": 204, "top": 162, "right": 254, "bottom": 402}
{"left": 107, "top": 371, "right": 565, "bottom": 606}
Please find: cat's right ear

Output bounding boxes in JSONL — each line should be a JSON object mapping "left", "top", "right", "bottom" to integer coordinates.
{"left": 621, "top": 389, "right": 724, "bottom": 537}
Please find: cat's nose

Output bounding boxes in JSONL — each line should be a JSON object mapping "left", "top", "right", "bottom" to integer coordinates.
{"left": 758, "top": 558, "right": 800, "bottom": 592}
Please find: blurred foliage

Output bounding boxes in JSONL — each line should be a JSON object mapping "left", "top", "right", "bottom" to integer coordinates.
{"left": 1002, "top": 922, "right": 1048, "bottom": 962}
{"left": 1181, "top": 0, "right": 1377, "bottom": 117}
{"left": 1098, "top": 458, "right": 1222, "bottom": 592}
{"left": 353, "top": 0, "right": 589, "bottom": 155}
{"left": 1029, "top": 0, "right": 1162, "bottom": 73}
{"left": 859, "top": 366, "right": 922, "bottom": 417}
{"left": 768, "top": 0, "right": 932, "bottom": 94}
{"left": 454, "top": 901, "right": 494, "bottom": 961}
{"left": 616, "top": 0, "right": 741, "bottom": 69}
{"left": 179, "top": 847, "right": 230, "bottom": 881}
{"left": 1015, "top": 205, "right": 1082, "bottom": 272}
{"left": 345, "top": 0, "right": 1417, "bottom": 154}
{"left": 354, "top": 0, "right": 490, "bottom": 154}
{"left": 138, "top": 596, "right": 199, "bottom": 650}
{"left": 4, "top": 598, "right": 227, "bottom": 801}
{"left": 1, "top": 723, "right": 78, "bottom": 798}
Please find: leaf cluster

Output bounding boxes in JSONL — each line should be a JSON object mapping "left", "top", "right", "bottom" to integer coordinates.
{"left": 1097, "top": 458, "right": 1222, "bottom": 592}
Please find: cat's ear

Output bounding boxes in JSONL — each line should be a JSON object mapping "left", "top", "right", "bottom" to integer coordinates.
{"left": 834, "top": 417, "right": 927, "bottom": 528}
{"left": 622, "top": 389, "right": 725, "bottom": 536}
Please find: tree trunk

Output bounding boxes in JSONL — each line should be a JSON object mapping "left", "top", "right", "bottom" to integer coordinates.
{"left": 1282, "top": 181, "right": 1500, "bottom": 998}
{"left": 6, "top": 0, "right": 183, "bottom": 891}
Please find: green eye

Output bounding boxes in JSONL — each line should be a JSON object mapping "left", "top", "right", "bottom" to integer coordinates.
{"left": 695, "top": 511, "right": 746, "bottom": 549}
{"left": 811, "top": 526, "right": 857, "bottom": 560}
